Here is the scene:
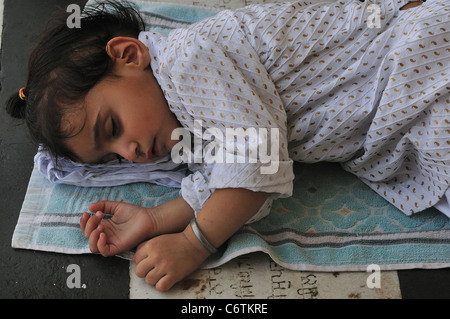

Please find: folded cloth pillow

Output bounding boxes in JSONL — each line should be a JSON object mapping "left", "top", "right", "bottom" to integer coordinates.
{"left": 34, "top": 147, "right": 187, "bottom": 188}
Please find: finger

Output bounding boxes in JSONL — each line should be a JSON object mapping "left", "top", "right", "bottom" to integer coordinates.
{"left": 145, "top": 267, "right": 165, "bottom": 287}
{"left": 133, "top": 241, "right": 149, "bottom": 264}
{"left": 84, "top": 211, "right": 104, "bottom": 238}
{"left": 155, "top": 275, "right": 175, "bottom": 292}
{"left": 88, "top": 226, "right": 102, "bottom": 253}
{"left": 97, "top": 232, "right": 114, "bottom": 257}
{"left": 135, "top": 257, "right": 154, "bottom": 278}
{"left": 89, "top": 201, "right": 120, "bottom": 215}
{"left": 80, "top": 212, "right": 90, "bottom": 233}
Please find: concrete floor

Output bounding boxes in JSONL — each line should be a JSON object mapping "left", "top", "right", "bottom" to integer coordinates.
{"left": 0, "top": 0, "right": 449, "bottom": 299}
{"left": 0, "top": 0, "right": 129, "bottom": 299}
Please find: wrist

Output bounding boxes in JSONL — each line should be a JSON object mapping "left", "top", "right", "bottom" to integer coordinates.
{"left": 189, "top": 218, "right": 218, "bottom": 254}
{"left": 183, "top": 221, "right": 215, "bottom": 257}
{"left": 146, "top": 196, "right": 195, "bottom": 236}
{"left": 143, "top": 206, "right": 161, "bottom": 236}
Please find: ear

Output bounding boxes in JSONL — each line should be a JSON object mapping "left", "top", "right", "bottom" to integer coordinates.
{"left": 106, "top": 37, "right": 150, "bottom": 71}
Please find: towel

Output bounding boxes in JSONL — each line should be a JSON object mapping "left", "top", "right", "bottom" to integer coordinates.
{"left": 12, "top": 161, "right": 450, "bottom": 270}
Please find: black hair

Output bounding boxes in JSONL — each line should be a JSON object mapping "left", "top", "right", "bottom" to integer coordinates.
{"left": 5, "top": 0, "right": 145, "bottom": 161}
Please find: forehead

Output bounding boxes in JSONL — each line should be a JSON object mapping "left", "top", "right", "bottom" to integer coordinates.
{"left": 61, "top": 99, "right": 99, "bottom": 163}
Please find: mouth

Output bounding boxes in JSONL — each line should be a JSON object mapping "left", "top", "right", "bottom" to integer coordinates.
{"left": 153, "top": 142, "right": 160, "bottom": 157}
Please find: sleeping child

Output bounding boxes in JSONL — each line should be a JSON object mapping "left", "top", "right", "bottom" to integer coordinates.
{"left": 6, "top": 0, "right": 449, "bottom": 291}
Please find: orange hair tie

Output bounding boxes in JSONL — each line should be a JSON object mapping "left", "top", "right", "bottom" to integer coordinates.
{"left": 19, "top": 88, "right": 27, "bottom": 101}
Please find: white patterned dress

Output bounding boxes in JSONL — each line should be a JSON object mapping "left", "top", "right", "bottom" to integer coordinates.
{"left": 139, "top": 0, "right": 450, "bottom": 219}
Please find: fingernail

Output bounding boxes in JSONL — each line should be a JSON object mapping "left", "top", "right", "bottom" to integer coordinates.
{"left": 95, "top": 211, "right": 102, "bottom": 218}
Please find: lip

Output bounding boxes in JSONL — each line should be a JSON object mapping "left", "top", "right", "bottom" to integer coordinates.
{"left": 146, "top": 148, "right": 152, "bottom": 160}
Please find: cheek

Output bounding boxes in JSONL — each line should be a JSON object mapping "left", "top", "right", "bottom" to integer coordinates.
{"left": 138, "top": 112, "right": 155, "bottom": 131}
{"left": 126, "top": 94, "right": 168, "bottom": 135}
{"left": 142, "top": 103, "right": 165, "bottom": 126}
{"left": 126, "top": 109, "right": 156, "bottom": 137}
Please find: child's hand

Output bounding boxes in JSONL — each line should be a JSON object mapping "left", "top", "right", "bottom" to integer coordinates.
{"left": 133, "top": 230, "right": 211, "bottom": 291}
{"left": 80, "top": 201, "right": 157, "bottom": 256}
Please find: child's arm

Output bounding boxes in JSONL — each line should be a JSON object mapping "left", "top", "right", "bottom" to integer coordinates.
{"left": 133, "top": 188, "right": 270, "bottom": 291}
{"left": 187, "top": 188, "right": 270, "bottom": 249}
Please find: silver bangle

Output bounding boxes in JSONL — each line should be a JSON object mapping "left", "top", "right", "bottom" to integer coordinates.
{"left": 190, "top": 218, "right": 217, "bottom": 254}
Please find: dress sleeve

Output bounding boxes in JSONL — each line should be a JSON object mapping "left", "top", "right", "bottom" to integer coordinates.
{"left": 180, "top": 169, "right": 274, "bottom": 223}
{"left": 168, "top": 23, "right": 295, "bottom": 199}
{"left": 180, "top": 170, "right": 212, "bottom": 215}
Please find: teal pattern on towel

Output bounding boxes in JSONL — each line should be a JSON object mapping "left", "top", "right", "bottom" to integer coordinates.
{"left": 13, "top": 162, "right": 450, "bottom": 271}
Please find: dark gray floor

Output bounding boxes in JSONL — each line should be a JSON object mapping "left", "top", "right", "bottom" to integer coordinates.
{"left": 0, "top": 0, "right": 129, "bottom": 299}
{"left": 0, "top": 0, "right": 449, "bottom": 299}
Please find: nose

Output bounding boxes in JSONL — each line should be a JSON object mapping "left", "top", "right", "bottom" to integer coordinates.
{"left": 114, "top": 140, "right": 140, "bottom": 162}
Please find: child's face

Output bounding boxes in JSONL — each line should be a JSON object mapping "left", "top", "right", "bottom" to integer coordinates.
{"left": 63, "top": 67, "right": 181, "bottom": 163}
